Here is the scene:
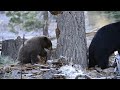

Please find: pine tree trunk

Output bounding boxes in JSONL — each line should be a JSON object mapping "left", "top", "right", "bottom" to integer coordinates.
{"left": 55, "top": 11, "right": 87, "bottom": 68}
{"left": 43, "top": 11, "right": 49, "bottom": 36}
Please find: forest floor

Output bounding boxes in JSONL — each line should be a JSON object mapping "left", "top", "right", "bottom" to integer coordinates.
{"left": 0, "top": 31, "right": 119, "bottom": 79}
{"left": 0, "top": 56, "right": 117, "bottom": 79}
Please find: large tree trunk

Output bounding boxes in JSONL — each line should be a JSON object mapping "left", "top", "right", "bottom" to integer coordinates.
{"left": 55, "top": 11, "right": 87, "bottom": 68}
{"left": 43, "top": 11, "right": 49, "bottom": 36}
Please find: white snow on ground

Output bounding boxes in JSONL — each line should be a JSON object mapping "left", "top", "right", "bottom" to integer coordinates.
{"left": 58, "top": 65, "right": 85, "bottom": 79}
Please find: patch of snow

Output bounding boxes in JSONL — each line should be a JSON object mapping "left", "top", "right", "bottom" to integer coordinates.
{"left": 58, "top": 65, "right": 85, "bottom": 79}
{"left": 47, "top": 60, "right": 54, "bottom": 64}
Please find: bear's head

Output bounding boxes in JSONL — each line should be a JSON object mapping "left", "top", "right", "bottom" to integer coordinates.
{"left": 42, "top": 36, "right": 52, "bottom": 50}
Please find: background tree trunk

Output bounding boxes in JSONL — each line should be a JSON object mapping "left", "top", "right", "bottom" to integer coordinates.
{"left": 1, "top": 36, "right": 25, "bottom": 60}
{"left": 55, "top": 11, "right": 87, "bottom": 68}
{"left": 43, "top": 11, "right": 49, "bottom": 36}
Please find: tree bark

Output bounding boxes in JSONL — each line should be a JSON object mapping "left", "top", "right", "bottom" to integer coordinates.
{"left": 55, "top": 11, "right": 87, "bottom": 68}
{"left": 43, "top": 11, "right": 49, "bottom": 36}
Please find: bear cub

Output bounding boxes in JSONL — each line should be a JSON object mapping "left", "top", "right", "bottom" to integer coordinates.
{"left": 17, "top": 36, "right": 52, "bottom": 64}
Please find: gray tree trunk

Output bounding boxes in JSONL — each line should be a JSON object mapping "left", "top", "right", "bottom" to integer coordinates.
{"left": 43, "top": 11, "right": 49, "bottom": 36}
{"left": 55, "top": 11, "right": 87, "bottom": 68}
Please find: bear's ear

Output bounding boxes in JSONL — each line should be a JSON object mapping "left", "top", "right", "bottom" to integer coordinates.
{"left": 43, "top": 37, "right": 48, "bottom": 41}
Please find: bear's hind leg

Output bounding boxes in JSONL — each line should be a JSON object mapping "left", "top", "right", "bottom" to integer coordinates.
{"left": 88, "top": 56, "right": 97, "bottom": 68}
{"left": 30, "top": 52, "right": 39, "bottom": 64}
{"left": 97, "top": 55, "right": 109, "bottom": 69}
{"left": 88, "top": 49, "right": 97, "bottom": 68}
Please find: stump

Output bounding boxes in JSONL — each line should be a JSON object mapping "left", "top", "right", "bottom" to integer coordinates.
{"left": 1, "top": 36, "right": 26, "bottom": 60}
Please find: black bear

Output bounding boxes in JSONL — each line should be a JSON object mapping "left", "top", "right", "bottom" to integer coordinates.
{"left": 17, "top": 36, "right": 52, "bottom": 64}
{"left": 88, "top": 22, "right": 120, "bottom": 69}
